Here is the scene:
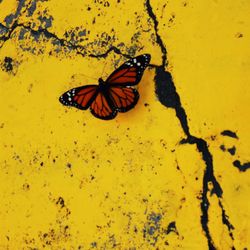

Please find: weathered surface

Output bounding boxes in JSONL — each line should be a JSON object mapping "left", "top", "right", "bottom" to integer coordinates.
{"left": 0, "top": 0, "right": 249, "bottom": 249}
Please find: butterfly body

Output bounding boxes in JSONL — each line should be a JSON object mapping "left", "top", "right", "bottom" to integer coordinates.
{"left": 59, "top": 54, "right": 151, "bottom": 120}
{"left": 97, "top": 78, "right": 111, "bottom": 92}
{"left": 98, "top": 78, "right": 105, "bottom": 87}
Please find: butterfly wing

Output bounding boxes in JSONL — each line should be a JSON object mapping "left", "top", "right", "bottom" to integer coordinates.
{"left": 90, "top": 91, "right": 117, "bottom": 120}
{"left": 59, "top": 85, "right": 116, "bottom": 120}
{"left": 59, "top": 85, "right": 98, "bottom": 110}
{"left": 108, "top": 86, "right": 139, "bottom": 112}
{"left": 105, "top": 54, "right": 151, "bottom": 86}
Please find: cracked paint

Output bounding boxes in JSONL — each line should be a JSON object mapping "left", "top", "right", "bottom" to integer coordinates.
{"left": 0, "top": 0, "right": 250, "bottom": 249}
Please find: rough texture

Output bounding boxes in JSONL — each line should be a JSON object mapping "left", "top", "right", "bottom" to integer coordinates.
{"left": 0, "top": 0, "right": 250, "bottom": 249}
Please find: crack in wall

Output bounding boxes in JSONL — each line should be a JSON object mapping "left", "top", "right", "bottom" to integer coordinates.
{"left": 0, "top": 21, "right": 132, "bottom": 59}
{"left": 143, "top": 0, "right": 167, "bottom": 67}
{"left": 0, "top": 1, "right": 140, "bottom": 58}
{"left": 88, "top": 46, "right": 130, "bottom": 58}
{"left": 144, "top": 0, "right": 235, "bottom": 249}
{"left": 0, "top": 1, "right": 236, "bottom": 248}
{"left": 1, "top": 1, "right": 146, "bottom": 58}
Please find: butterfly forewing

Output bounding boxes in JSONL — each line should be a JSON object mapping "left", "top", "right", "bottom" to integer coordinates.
{"left": 59, "top": 85, "right": 98, "bottom": 110}
{"left": 106, "top": 54, "right": 151, "bottom": 86}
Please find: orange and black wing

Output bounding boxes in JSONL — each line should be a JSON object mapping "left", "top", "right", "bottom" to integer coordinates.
{"left": 108, "top": 86, "right": 139, "bottom": 112}
{"left": 59, "top": 85, "right": 98, "bottom": 110}
{"left": 59, "top": 85, "right": 116, "bottom": 120}
{"left": 90, "top": 92, "right": 117, "bottom": 120}
{"left": 106, "top": 54, "right": 151, "bottom": 86}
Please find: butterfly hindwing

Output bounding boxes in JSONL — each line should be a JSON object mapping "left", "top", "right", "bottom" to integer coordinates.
{"left": 106, "top": 54, "right": 151, "bottom": 86}
{"left": 59, "top": 85, "right": 98, "bottom": 110}
{"left": 109, "top": 86, "right": 139, "bottom": 112}
{"left": 90, "top": 91, "right": 117, "bottom": 120}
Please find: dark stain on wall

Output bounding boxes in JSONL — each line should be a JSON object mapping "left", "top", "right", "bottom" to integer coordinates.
{"left": 2, "top": 57, "right": 13, "bottom": 72}
{"left": 233, "top": 160, "right": 250, "bottom": 172}
{"left": 143, "top": 212, "right": 162, "bottom": 246}
{"left": 228, "top": 146, "right": 236, "bottom": 156}
{"left": 221, "top": 130, "right": 238, "bottom": 139}
{"left": 165, "top": 221, "right": 178, "bottom": 235}
{"left": 220, "top": 145, "right": 236, "bottom": 156}
{"left": 4, "top": 0, "right": 26, "bottom": 26}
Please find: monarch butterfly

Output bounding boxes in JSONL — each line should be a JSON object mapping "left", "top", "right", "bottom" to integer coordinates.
{"left": 59, "top": 54, "right": 151, "bottom": 120}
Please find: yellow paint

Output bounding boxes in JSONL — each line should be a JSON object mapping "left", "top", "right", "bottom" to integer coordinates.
{"left": 0, "top": 0, "right": 249, "bottom": 249}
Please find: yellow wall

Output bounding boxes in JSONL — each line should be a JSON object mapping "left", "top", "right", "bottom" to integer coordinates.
{"left": 0, "top": 0, "right": 249, "bottom": 249}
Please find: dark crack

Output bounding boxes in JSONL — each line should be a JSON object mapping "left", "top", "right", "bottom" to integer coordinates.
{"left": 88, "top": 46, "right": 131, "bottom": 58}
{"left": 0, "top": 21, "right": 86, "bottom": 55}
{"left": 0, "top": 21, "right": 131, "bottom": 59}
{"left": 0, "top": 2, "right": 140, "bottom": 57}
{"left": 154, "top": 67, "right": 190, "bottom": 136}
{"left": 0, "top": 2, "right": 137, "bottom": 58}
{"left": 145, "top": 0, "right": 234, "bottom": 249}
{"left": 0, "top": 2, "right": 236, "bottom": 248}
{"left": 218, "top": 200, "right": 234, "bottom": 241}
{"left": 145, "top": 0, "right": 167, "bottom": 66}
